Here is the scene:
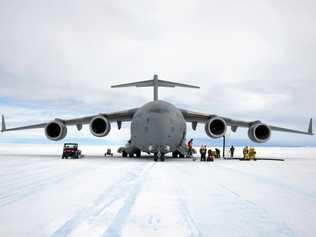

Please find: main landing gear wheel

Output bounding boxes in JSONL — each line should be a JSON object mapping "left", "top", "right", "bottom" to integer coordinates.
{"left": 154, "top": 153, "right": 158, "bottom": 162}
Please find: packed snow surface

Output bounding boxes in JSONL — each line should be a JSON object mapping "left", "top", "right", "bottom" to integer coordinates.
{"left": 0, "top": 145, "right": 316, "bottom": 237}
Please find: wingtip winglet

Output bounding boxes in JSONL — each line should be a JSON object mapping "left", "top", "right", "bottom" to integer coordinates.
{"left": 308, "top": 118, "right": 313, "bottom": 135}
{"left": 1, "top": 114, "right": 6, "bottom": 133}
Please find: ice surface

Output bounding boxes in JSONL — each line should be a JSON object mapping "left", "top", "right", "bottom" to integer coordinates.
{"left": 0, "top": 144, "right": 316, "bottom": 237}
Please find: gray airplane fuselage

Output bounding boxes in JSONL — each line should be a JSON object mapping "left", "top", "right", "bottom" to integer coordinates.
{"left": 131, "top": 100, "right": 186, "bottom": 153}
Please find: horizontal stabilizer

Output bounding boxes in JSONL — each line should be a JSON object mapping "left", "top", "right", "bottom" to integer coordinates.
{"left": 111, "top": 74, "right": 199, "bottom": 101}
{"left": 157, "top": 80, "right": 200, "bottom": 88}
{"left": 111, "top": 80, "right": 154, "bottom": 88}
{"left": 111, "top": 79, "right": 200, "bottom": 89}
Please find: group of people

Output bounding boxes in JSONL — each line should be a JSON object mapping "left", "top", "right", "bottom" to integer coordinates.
{"left": 198, "top": 145, "right": 221, "bottom": 162}
{"left": 242, "top": 146, "right": 256, "bottom": 160}
{"left": 187, "top": 139, "right": 237, "bottom": 161}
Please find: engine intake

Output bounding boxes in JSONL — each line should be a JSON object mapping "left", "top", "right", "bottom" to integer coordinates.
{"left": 45, "top": 121, "right": 67, "bottom": 141}
{"left": 89, "top": 116, "right": 111, "bottom": 137}
{"left": 248, "top": 123, "right": 271, "bottom": 143}
{"left": 205, "top": 117, "right": 227, "bottom": 138}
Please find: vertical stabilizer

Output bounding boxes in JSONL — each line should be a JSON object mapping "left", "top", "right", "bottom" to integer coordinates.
{"left": 111, "top": 74, "right": 200, "bottom": 101}
{"left": 153, "top": 74, "right": 159, "bottom": 101}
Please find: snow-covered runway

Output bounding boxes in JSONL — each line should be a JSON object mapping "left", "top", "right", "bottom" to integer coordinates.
{"left": 0, "top": 148, "right": 316, "bottom": 237}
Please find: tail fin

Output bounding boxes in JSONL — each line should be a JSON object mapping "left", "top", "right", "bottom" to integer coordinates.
{"left": 111, "top": 74, "right": 199, "bottom": 101}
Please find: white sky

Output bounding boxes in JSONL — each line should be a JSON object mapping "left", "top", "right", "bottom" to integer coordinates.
{"left": 0, "top": 0, "right": 315, "bottom": 146}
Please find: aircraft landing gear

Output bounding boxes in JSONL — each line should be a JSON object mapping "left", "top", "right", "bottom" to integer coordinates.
{"left": 136, "top": 149, "right": 141, "bottom": 158}
{"left": 154, "top": 153, "right": 158, "bottom": 162}
{"left": 154, "top": 151, "right": 165, "bottom": 162}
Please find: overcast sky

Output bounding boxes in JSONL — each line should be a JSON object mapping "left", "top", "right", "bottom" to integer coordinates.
{"left": 0, "top": 0, "right": 315, "bottom": 146}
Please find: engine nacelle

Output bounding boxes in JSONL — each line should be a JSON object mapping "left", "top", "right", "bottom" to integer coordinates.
{"left": 248, "top": 123, "right": 271, "bottom": 143}
{"left": 45, "top": 121, "right": 67, "bottom": 141}
{"left": 205, "top": 117, "right": 227, "bottom": 138}
{"left": 89, "top": 115, "right": 111, "bottom": 137}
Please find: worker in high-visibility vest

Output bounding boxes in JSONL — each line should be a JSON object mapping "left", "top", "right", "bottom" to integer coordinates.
{"left": 187, "top": 139, "right": 193, "bottom": 157}
{"left": 243, "top": 146, "right": 249, "bottom": 159}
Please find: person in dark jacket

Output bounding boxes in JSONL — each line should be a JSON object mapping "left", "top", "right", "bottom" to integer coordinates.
{"left": 215, "top": 148, "right": 220, "bottom": 158}
{"left": 199, "top": 145, "right": 207, "bottom": 161}
{"left": 230, "top": 146, "right": 235, "bottom": 158}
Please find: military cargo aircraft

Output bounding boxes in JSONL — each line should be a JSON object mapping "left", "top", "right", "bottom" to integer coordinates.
{"left": 1, "top": 74, "right": 313, "bottom": 161}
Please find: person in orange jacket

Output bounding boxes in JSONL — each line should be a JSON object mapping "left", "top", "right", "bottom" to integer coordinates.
{"left": 207, "top": 149, "right": 214, "bottom": 162}
{"left": 187, "top": 139, "right": 193, "bottom": 157}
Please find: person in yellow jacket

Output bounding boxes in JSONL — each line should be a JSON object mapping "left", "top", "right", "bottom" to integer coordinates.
{"left": 243, "top": 146, "right": 249, "bottom": 159}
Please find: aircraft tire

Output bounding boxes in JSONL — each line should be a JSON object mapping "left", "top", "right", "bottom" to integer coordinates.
{"left": 154, "top": 153, "right": 158, "bottom": 162}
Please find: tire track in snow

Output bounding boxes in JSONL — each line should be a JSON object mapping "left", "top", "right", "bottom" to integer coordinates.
{"left": 218, "top": 183, "right": 296, "bottom": 237}
{"left": 0, "top": 155, "right": 58, "bottom": 170}
{"left": 0, "top": 166, "right": 89, "bottom": 207}
{"left": 177, "top": 198, "right": 203, "bottom": 237}
{"left": 51, "top": 163, "right": 154, "bottom": 237}
{"left": 175, "top": 164, "right": 296, "bottom": 236}
{"left": 172, "top": 164, "right": 203, "bottom": 237}
{"left": 0, "top": 163, "right": 72, "bottom": 189}
{"left": 217, "top": 164, "right": 316, "bottom": 200}
{"left": 101, "top": 167, "right": 149, "bottom": 237}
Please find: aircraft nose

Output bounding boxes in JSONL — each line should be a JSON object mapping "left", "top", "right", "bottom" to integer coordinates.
{"left": 131, "top": 105, "right": 186, "bottom": 152}
{"left": 140, "top": 113, "right": 183, "bottom": 148}
{"left": 146, "top": 115, "right": 172, "bottom": 142}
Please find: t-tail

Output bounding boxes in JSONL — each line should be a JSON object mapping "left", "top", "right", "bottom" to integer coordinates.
{"left": 111, "top": 74, "right": 200, "bottom": 101}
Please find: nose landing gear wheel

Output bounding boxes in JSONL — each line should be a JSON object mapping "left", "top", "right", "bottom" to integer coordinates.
{"left": 154, "top": 152, "right": 165, "bottom": 162}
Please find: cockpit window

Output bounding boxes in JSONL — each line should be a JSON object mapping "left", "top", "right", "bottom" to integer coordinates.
{"left": 149, "top": 107, "right": 169, "bottom": 114}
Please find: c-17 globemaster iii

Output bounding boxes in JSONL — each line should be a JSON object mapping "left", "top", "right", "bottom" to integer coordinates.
{"left": 1, "top": 74, "right": 313, "bottom": 161}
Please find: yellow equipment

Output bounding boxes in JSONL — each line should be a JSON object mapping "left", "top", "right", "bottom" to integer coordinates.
{"left": 243, "top": 147, "right": 256, "bottom": 160}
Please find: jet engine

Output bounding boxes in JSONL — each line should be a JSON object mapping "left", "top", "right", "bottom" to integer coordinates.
{"left": 45, "top": 120, "right": 67, "bottom": 141}
{"left": 248, "top": 123, "right": 271, "bottom": 143}
{"left": 89, "top": 115, "right": 111, "bottom": 137}
{"left": 205, "top": 117, "right": 227, "bottom": 138}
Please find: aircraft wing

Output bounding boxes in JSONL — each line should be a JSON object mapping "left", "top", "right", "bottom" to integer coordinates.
{"left": 1, "top": 108, "right": 138, "bottom": 132}
{"left": 180, "top": 109, "right": 313, "bottom": 135}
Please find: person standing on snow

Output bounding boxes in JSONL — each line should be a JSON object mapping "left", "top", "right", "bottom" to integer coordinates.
{"left": 207, "top": 149, "right": 214, "bottom": 162}
{"left": 230, "top": 146, "right": 235, "bottom": 158}
{"left": 215, "top": 148, "right": 220, "bottom": 158}
{"left": 187, "top": 139, "right": 193, "bottom": 157}
{"left": 199, "top": 145, "right": 207, "bottom": 161}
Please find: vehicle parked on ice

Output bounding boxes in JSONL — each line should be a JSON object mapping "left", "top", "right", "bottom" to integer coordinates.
{"left": 62, "top": 143, "right": 82, "bottom": 159}
{"left": 104, "top": 148, "right": 114, "bottom": 157}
